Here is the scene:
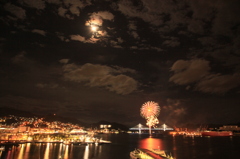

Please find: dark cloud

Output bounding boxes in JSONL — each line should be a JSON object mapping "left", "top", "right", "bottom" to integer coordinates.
{"left": 19, "top": 0, "right": 46, "bottom": 10}
{"left": 162, "top": 37, "right": 180, "bottom": 47}
{"left": 170, "top": 59, "right": 240, "bottom": 94}
{"left": 62, "top": 62, "right": 138, "bottom": 95}
{"left": 161, "top": 98, "right": 186, "bottom": 126}
{"left": 170, "top": 59, "right": 211, "bottom": 85}
{"left": 4, "top": 3, "right": 26, "bottom": 19}
{"left": 32, "top": 29, "right": 46, "bottom": 36}
{"left": 196, "top": 74, "right": 240, "bottom": 94}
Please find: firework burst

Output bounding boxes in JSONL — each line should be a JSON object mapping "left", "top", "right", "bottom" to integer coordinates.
{"left": 140, "top": 101, "right": 160, "bottom": 119}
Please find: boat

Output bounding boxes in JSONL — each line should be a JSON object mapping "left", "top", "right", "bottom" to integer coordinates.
{"left": 71, "top": 141, "right": 89, "bottom": 145}
{"left": 130, "top": 148, "right": 174, "bottom": 159}
{"left": 130, "top": 149, "right": 142, "bottom": 159}
{"left": 150, "top": 149, "right": 167, "bottom": 157}
{"left": 150, "top": 149, "right": 174, "bottom": 159}
{"left": 0, "top": 146, "right": 5, "bottom": 151}
{"left": 201, "top": 131, "right": 233, "bottom": 136}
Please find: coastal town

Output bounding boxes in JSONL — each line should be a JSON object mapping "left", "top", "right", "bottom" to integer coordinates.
{"left": 0, "top": 115, "right": 114, "bottom": 147}
{"left": 1, "top": 114, "right": 240, "bottom": 142}
{"left": 1, "top": 114, "right": 240, "bottom": 159}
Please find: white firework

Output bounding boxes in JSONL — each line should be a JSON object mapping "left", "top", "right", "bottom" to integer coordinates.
{"left": 140, "top": 101, "right": 160, "bottom": 119}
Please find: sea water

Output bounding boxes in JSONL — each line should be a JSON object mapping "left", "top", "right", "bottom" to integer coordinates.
{"left": 1, "top": 133, "right": 240, "bottom": 159}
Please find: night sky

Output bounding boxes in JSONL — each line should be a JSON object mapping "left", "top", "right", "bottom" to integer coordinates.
{"left": 1, "top": 0, "right": 240, "bottom": 127}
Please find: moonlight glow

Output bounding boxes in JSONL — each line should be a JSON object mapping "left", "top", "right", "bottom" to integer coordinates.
{"left": 91, "top": 25, "right": 98, "bottom": 32}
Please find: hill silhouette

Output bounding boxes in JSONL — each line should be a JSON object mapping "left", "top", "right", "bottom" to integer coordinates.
{"left": 0, "top": 107, "right": 36, "bottom": 117}
{"left": 0, "top": 107, "right": 87, "bottom": 126}
{"left": 0, "top": 107, "right": 129, "bottom": 130}
{"left": 90, "top": 120, "right": 129, "bottom": 131}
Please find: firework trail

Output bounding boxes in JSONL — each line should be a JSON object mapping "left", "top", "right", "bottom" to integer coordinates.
{"left": 146, "top": 116, "right": 159, "bottom": 127}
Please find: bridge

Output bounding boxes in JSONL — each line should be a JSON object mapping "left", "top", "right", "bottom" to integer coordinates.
{"left": 129, "top": 123, "right": 174, "bottom": 133}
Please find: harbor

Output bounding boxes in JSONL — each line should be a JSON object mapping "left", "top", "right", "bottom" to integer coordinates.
{"left": 0, "top": 135, "right": 111, "bottom": 154}
{"left": 1, "top": 133, "right": 239, "bottom": 159}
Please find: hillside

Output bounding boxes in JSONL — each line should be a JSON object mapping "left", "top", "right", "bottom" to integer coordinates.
{"left": 0, "top": 107, "right": 129, "bottom": 130}
{"left": 0, "top": 107, "right": 87, "bottom": 126}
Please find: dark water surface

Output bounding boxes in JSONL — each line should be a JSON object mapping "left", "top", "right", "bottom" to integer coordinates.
{"left": 1, "top": 133, "right": 240, "bottom": 159}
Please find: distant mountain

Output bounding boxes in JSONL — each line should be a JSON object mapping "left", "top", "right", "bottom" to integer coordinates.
{"left": 0, "top": 107, "right": 129, "bottom": 129}
{"left": 43, "top": 113, "right": 87, "bottom": 126}
{"left": 0, "top": 107, "right": 87, "bottom": 127}
{"left": 90, "top": 120, "right": 129, "bottom": 131}
{"left": 0, "top": 107, "right": 36, "bottom": 117}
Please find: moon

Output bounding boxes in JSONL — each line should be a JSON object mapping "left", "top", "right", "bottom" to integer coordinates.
{"left": 91, "top": 25, "right": 98, "bottom": 32}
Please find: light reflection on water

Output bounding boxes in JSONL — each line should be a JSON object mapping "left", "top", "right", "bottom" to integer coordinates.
{"left": 44, "top": 143, "right": 50, "bottom": 159}
{"left": 1, "top": 134, "right": 240, "bottom": 159}
{"left": 1, "top": 143, "right": 95, "bottom": 159}
{"left": 17, "top": 144, "right": 24, "bottom": 159}
{"left": 139, "top": 137, "right": 164, "bottom": 150}
{"left": 172, "top": 136, "right": 177, "bottom": 158}
{"left": 83, "top": 145, "right": 89, "bottom": 159}
{"left": 63, "top": 145, "right": 69, "bottom": 159}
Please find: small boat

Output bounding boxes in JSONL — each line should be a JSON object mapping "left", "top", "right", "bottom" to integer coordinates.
{"left": 71, "top": 141, "right": 89, "bottom": 146}
{"left": 95, "top": 139, "right": 111, "bottom": 145}
{"left": 130, "top": 149, "right": 142, "bottom": 159}
{"left": 150, "top": 149, "right": 167, "bottom": 157}
{"left": 0, "top": 146, "right": 5, "bottom": 151}
{"left": 201, "top": 131, "right": 233, "bottom": 137}
{"left": 149, "top": 149, "right": 174, "bottom": 159}
{"left": 130, "top": 148, "right": 174, "bottom": 159}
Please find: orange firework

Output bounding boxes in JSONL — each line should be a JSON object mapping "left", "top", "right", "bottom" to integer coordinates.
{"left": 140, "top": 101, "right": 160, "bottom": 119}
